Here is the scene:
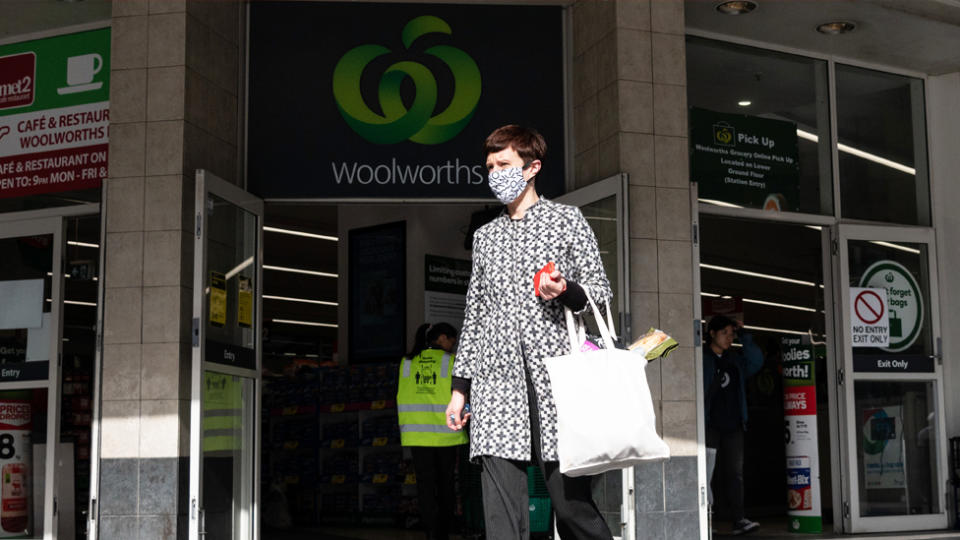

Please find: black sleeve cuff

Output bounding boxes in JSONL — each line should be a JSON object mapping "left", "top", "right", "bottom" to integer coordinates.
{"left": 557, "top": 280, "right": 587, "bottom": 311}
{"left": 451, "top": 376, "right": 471, "bottom": 396}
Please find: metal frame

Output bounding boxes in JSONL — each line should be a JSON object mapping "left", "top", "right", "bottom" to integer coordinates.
{"left": 834, "top": 224, "right": 947, "bottom": 533}
{"left": 693, "top": 27, "right": 942, "bottom": 533}
{"left": 555, "top": 172, "right": 633, "bottom": 539}
{"left": 189, "top": 170, "right": 264, "bottom": 540}
{"left": 691, "top": 183, "right": 709, "bottom": 539}
{"left": 0, "top": 215, "right": 64, "bottom": 540}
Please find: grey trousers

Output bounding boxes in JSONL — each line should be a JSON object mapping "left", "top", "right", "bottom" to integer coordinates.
{"left": 479, "top": 373, "right": 613, "bottom": 540}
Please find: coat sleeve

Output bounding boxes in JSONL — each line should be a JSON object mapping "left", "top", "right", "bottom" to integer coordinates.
{"left": 452, "top": 233, "right": 487, "bottom": 380}
{"left": 566, "top": 206, "right": 613, "bottom": 314}
{"left": 738, "top": 332, "right": 764, "bottom": 377}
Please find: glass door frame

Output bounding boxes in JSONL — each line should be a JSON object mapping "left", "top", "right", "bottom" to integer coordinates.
{"left": 0, "top": 213, "right": 64, "bottom": 540}
{"left": 189, "top": 170, "right": 264, "bottom": 540}
{"left": 556, "top": 173, "right": 634, "bottom": 540}
{"left": 834, "top": 223, "right": 948, "bottom": 533}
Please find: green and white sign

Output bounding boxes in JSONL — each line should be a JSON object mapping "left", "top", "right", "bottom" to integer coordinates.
{"left": 859, "top": 260, "right": 923, "bottom": 353}
{"left": 0, "top": 28, "right": 110, "bottom": 199}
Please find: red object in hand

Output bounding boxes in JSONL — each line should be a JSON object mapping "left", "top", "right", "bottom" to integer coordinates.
{"left": 534, "top": 261, "right": 556, "bottom": 296}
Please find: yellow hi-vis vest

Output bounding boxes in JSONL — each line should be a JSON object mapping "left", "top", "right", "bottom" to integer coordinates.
{"left": 397, "top": 349, "right": 468, "bottom": 447}
{"left": 203, "top": 372, "right": 243, "bottom": 456}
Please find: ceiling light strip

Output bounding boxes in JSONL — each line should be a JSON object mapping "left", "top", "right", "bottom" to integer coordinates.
{"left": 264, "top": 226, "right": 338, "bottom": 242}
{"left": 272, "top": 318, "right": 338, "bottom": 328}
{"left": 698, "top": 198, "right": 744, "bottom": 208}
{"left": 264, "top": 295, "right": 338, "bottom": 307}
{"left": 700, "top": 263, "right": 818, "bottom": 287}
{"left": 701, "top": 292, "right": 817, "bottom": 313}
{"left": 869, "top": 241, "right": 921, "bottom": 255}
{"left": 264, "top": 265, "right": 338, "bottom": 279}
{"left": 67, "top": 240, "right": 99, "bottom": 249}
{"left": 225, "top": 256, "right": 255, "bottom": 281}
{"left": 743, "top": 324, "right": 809, "bottom": 336}
{"left": 797, "top": 129, "right": 915, "bottom": 175}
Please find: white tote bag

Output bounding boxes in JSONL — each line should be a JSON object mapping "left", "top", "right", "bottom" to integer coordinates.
{"left": 544, "top": 292, "right": 670, "bottom": 476}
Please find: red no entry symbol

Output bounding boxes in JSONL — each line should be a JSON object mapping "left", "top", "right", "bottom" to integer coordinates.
{"left": 855, "top": 290, "right": 885, "bottom": 324}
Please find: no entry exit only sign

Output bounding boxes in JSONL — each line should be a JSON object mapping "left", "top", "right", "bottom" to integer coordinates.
{"left": 851, "top": 287, "right": 889, "bottom": 347}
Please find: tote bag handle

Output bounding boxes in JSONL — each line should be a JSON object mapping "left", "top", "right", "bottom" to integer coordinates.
{"left": 563, "top": 289, "right": 617, "bottom": 352}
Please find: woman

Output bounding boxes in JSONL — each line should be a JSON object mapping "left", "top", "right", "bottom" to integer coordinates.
{"left": 445, "top": 125, "right": 613, "bottom": 540}
{"left": 397, "top": 322, "right": 466, "bottom": 540}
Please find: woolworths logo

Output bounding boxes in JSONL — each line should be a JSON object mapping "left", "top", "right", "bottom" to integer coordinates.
{"left": 332, "top": 16, "right": 481, "bottom": 145}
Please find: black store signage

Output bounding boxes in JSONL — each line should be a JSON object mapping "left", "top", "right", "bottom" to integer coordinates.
{"left": 853, "top": 354, "right": 934, "bottom": 373}
{"left": 248, "top": 2, "right": 565, "bottom": 200}
{"left": 206, "top": 340, "right": 256, "bottom": 371}
{"left": 690, "top": 107, "right": 801, "bottom": 211}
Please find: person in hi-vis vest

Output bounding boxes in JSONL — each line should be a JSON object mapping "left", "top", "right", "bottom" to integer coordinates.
{"left": 398, "top": 322, "right": 467, "bottom": 540}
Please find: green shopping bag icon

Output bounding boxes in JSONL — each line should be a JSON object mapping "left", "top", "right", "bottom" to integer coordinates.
{"left": 889, "top": 309, "right": 902, "bottom": 338}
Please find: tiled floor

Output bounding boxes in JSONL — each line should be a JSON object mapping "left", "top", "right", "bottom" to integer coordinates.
{"left": 713, "top": 515, "right": 960, "bottom": 539}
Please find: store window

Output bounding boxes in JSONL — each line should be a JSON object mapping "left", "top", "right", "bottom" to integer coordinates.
{"left": 836, "top": 65, "right": 930, "bottom": 226}
{"left": 687, "top": 37, "right": 832, "bottom": 214}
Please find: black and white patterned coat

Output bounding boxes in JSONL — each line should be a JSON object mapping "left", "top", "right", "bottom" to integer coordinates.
{"left": 453, "top": 198, "right": 612, "bottom": 462}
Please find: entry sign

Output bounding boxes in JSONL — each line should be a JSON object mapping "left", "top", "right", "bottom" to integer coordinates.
{"left": 850, "top": 288, "right": 889, "bottom": 348}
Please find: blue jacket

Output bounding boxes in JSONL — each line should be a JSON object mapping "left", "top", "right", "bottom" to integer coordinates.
{"left": 703, "top": 332, "right": 763, "bottom": 429}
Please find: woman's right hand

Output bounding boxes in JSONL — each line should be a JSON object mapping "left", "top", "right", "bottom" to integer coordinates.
{"left": 446, "top": 390, "right": 471, "bottom": 430}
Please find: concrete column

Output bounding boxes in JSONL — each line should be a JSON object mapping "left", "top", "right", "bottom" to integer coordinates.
{"left": 573, "top": 1, "right": 698, "bottom": 538}
{"left": 99, "top": 0, "right": 243, "bottom": 537}
{"left": 928, "top": 73, "right": 960, "bottom": 441}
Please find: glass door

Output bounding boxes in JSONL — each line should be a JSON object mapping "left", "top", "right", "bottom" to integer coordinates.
{"left": 556, "top": 173, "right": 632, "bottom": 539}
{"left": 835, "top": 224, "right": 947, "bottom": 533}
{"left": 0, "top": 216, "right": 64, "bottom": 540}
{"left": 189, "top": 171, "right": 263, "bottom": 540}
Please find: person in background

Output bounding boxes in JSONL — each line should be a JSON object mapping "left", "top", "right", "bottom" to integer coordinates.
{"left": 398, "top": 322, "right": 466, "bottom": 540}
{"left": 703, "top": 314, "right": 764, "bottom": 536}
{"left": 446, "top": 125, "right": 614, "bottom": 540}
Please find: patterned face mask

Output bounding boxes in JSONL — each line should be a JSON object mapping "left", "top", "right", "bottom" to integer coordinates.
{"left": 488, "top": 166, "right": 529, "bottom": 204}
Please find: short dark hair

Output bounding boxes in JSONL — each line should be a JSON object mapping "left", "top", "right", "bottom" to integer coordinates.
{"left": 706, "top": 314, "right": 737, "bottom": 342}
{"left": 482, "top": 124, "right": 547, "bottom": 163}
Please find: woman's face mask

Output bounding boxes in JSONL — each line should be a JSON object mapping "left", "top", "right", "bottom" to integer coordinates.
{"left": 488, "top": 165, "right": 529, "bottom": 204}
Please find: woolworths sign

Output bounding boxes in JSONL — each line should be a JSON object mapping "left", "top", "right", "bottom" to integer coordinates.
{"left": 247, "top": 3, "right": 565, "bottom": 199}
{"left": 0, "top": 28, "right": 110, "bottom": 199}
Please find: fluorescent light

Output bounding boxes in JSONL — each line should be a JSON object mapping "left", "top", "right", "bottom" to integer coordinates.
{"left": 46, "top": 299, "right": 97, "bottom": 306}
{"left": 743, "top": 298, "right": 817, "bottom": 313}
{"left": 699, "top": 199, "right": 744, "bottom": 208}
{"left": 702, "top": 292, "right": 817, "bottom": 313}
{"left": 738, "top": 100, "right": 752, "bottom": 107}
{"left": 225, "top": 256, "right": 254, "bottom": 280}
{"left": 743, "top": 324, "right": 809, "bottom": 336}
{"left": 263, "top": 295, "right": 338, "bottom": 307}
{"left": 272, "top": 318, "right": 338, "bottom": 328}
{"left": 67, "top": 240, "right": 99, "bottom": 248}
{"left": 870, "top": 241, "right": 921, "bottom": 255}
{"left": 264, "top": 265, "right": 338, "bottom": 279}
{"left": 700, "top": 263, "right": 819, "bottom": 287}
{"left": 264, "top": 226, "right": 338, "bottom": 242}
{"left": 797, "top": 129, "right": 916, "bottom": 175}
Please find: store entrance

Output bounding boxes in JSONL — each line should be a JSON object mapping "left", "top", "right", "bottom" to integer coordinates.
{"left": 0, "top": 208, "right": 101, "bottom": 540}
{"left": 698, "top": 214, "right": 835, "bottom": 533}
{"left": 258, "top": 177, "right": 632, "bottom": 539}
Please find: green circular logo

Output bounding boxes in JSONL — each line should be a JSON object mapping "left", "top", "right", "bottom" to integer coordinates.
{"left": 332, "top": 16, "right": 482, "bottom": 145}
{"left": 859, "top": 260, "right": 924, "bottom": 353}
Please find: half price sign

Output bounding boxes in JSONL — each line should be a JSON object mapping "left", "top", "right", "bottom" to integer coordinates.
{"left": 850, "top": 287, "right": 889, "bottom": 347}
